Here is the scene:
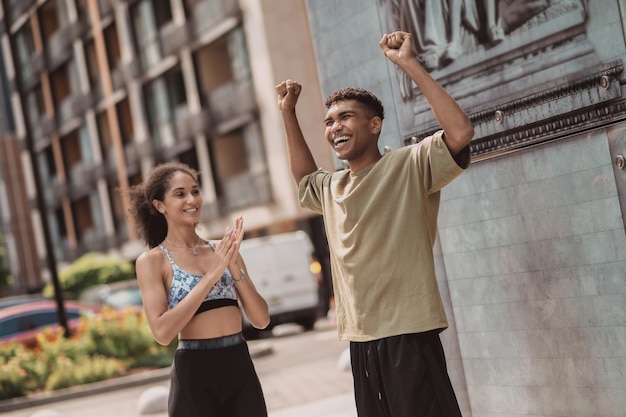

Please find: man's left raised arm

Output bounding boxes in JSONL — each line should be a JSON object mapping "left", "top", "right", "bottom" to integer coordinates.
{"left": 379, "top": 31, "right": 474, "bottom": 156}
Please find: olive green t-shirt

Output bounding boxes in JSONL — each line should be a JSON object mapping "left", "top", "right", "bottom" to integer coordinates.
{"left": 299, "top": 131, "right": 470, "bottom": 342}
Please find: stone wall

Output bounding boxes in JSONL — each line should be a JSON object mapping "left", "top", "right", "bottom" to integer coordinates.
{"left": 439, "top": 128, "right": 626, "bottom": 416}
{"left": 306, "top": 0, "right": 626, "bottom": 415}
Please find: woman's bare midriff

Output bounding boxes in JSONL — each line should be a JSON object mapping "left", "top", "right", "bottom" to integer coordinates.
{"left": 178, "top": 305, "right": 243, "bottom": 339}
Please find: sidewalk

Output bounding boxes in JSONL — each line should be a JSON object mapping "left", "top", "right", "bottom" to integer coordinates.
{"left": 270, "top": 393, "right": 356, "bottom": 417}
{"left": 0, "top": 321, "right": 357, "bottom": 417}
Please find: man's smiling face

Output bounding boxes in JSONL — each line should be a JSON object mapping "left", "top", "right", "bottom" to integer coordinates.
{"left": 324, "top": 99, "right": 382, "bottom": 169}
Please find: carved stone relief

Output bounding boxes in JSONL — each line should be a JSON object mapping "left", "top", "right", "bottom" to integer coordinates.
{"left": 378, "top": 0, "right": 624, "bottom": 159}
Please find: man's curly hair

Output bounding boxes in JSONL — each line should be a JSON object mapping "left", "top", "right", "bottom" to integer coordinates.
{"left": 324, "top": 87, "right": 385, "bottom": 120}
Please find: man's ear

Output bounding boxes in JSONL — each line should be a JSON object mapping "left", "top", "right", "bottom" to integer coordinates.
{"left": 370, "top": 117, "right": 382, "bottom": 135}
{"left": 152, "top": 199, "right": 164, "bottom": 214}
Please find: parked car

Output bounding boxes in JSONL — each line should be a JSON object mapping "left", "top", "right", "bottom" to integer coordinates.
{"left": 0, "top": 300, "right": 98, "bottom": 347}
{"left": 0, "top": 294, "right": 46, "bottom": 310}
{"left": 79, "top": 280, "right": 142, "bottom": 310}
{"left": 238, "top": 230, "right": 321, "bottom": 338}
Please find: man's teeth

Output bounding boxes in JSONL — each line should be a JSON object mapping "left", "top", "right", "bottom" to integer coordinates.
{"left": 334, "top": 136, "right": 350, "bottom": 146}
{"left": 184, "top": 208, "right": 197, "bottom": 213}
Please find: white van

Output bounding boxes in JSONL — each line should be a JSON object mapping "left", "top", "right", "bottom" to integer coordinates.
{"left": 238, "top": 230, "right": 320, "bottom": 337}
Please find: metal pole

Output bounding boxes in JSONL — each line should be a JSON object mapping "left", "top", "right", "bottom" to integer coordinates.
{"left": 0, "top": 0, "right": 69, "bottom": 337}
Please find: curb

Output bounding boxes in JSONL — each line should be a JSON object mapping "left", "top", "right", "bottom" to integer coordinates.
{"left": 0, "top": 342, "right": 274, "bottom": 413}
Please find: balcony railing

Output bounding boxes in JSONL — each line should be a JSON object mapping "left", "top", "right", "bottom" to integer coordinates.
{"left": 57, "top": 96, "right": 78, "bottom": 126}
{"left": 51, "top": 176, "right": 69, "bottom": 203}
{"left": 191, "top": 0, "right": 240, "bottom": 38}
{"left": 98, "top": 0, "right": 114, "bottom": 18}
{"left": 42, "top": 178, "right": 56, "bottom": 205}
{"left": 124, "top": 141, "right": 139, "bottom": 167}
{"left": 47, "top": 22, "right": 84, "bottom": 69}
{"left": 160, "top": 21, "right": 191, "bottom": 57}
{"left": 138, "top": 38, "right": 162, "bottom": 70}
{"left": 175, "top": 105, "right": 211, "bottom": 140}
{"left": 69, "top": 162, "right": 95, "bottom": 188}
{"left": 40, "top": 115, "right": 57, "bottom": 137}
{"left": 220, "top": 170, "right": 272, "bottom": 212}
{"left": 207, "top": 81, "right": 256, "bottom": 127}
{"left": 110, "top": 66, "right": 125, "bottom": 91}
{"left": 21, "top": 52, "right": 44, "bottom": 88}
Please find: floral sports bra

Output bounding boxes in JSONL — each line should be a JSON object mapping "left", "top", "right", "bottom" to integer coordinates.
{"left": 159, "top": 241, "right": 238, "bottom": 316}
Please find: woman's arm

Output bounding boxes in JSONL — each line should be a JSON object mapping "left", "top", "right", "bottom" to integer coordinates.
{"left": 136, "top": 227, "right": 241, "bottom": 345}
{"left": 136, "top": 250, "right": 222, "bottom": 345}
{"left": 230, "top": 254, "right": 270, "bottom": 330}
{"left": 224, "top": 217, "right": 270, "bottom": 329}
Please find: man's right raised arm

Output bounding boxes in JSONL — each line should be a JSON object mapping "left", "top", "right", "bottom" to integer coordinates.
{"left": 276, "top": 79, "right": 318, "bottom": 184}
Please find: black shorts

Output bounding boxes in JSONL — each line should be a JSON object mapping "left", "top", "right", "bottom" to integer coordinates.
{"left": 350, "top": 330, "right": 462, "bottom": 417}
{"left": 169, "top": 333, "right": 267, "bottom": 417}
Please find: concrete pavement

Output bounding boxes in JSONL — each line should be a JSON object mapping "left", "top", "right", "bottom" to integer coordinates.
{"left": 270, "top": 393, "right": 356, "bottom": 417}
{"left": 0, "top": 319, "right": 357, "bottom": 417}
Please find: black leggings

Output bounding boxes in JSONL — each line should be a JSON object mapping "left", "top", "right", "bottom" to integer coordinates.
{"left": 168, "top": 334, "right": 267, "bottom": 417}
{"left": 350, "top": 331, "right": 462, "bottom": 417}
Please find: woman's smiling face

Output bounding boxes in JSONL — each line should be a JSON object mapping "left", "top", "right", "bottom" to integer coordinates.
{"left": 159, "top": 171, "right": 202, "bottom": 224}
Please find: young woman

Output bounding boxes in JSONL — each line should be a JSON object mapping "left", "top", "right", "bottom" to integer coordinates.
{"left": 127, "top": 162, "right": 270, "bottom": 417}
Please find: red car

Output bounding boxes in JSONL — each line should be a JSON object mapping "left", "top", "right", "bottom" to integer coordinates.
{"left": 0, "top": 300, "right": 98, "bottom": 347}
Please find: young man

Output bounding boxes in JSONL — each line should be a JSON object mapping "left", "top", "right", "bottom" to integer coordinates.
{"left": 276, "top": 31, "right": 474, "bottom": 417}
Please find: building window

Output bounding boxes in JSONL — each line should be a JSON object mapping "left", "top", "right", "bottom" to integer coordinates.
{"left": 96, "top": 110, "right": 114, "bottom": 169}
{"left": 144, "top": 67, "right": 187, "bottom": 149}
{"left": 130, "top": 0, "right": 173, "bottom": 70}
{"left": 184, "top": 0, "right": 239, "bottom": 37}
{"left": 61, "top": 125, "right": 94, "bottom": 186}
{"left": 37, "top": 147, "right": 57, "bottom": 204}
{"left": 39, "top": 0, "right": 61, "bottom": 39}
{"left": 49, "top": 60, "right": 80, "bottom": 125}
{"left": 6, "top": 0, "right": 30, "bottom": 26}
{"left": 15, "top": 25, "right": 37, "bottom": 87}
{"left": 25, "top": 87, "right": 46, "bottom": 143}
{"left": 104, "top": 22, "right": 122, "bottom": 71}
{"left": 49, "top": 207, "right": 67, "bottom": 261}
{"left": 194, "top": 35, "right": 231, "bottom": 92}
{"left": 72, "top": 192, "right": 105, "bottom": 251}
{"left": 227, "top": 28, "right": 252, "bottom": 83}
{"left": 84, "top": 39, "right": 101, "bottom": 95}
{"left": 178, "top": 149, "right": 200, "bottom": 172}
{"left": 71, "top": 193, "right": 105, "bottom": 253}
{"left": 117, "top": 98, "right": 135, "bottom": 144}
{"left": 194, "top": 28, "right": 255, "bottom": 125}
{"left": 209, "top": 121, "right": 271, "bottom": 211}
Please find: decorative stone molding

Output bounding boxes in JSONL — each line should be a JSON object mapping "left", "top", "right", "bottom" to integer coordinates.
{"left": 404, "top": 62, "right": 625, "bottom": 161}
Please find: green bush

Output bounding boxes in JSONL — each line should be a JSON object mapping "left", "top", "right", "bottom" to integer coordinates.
{"left": 86, "top": 307, "right": 156, "bottom": 359}
{"left": 43, "top": 252, "right": 135, "bottom": 299}
{"left": 0, "top": 234, "right": 12, "bottom": 291}
{"left": 0, "top": 357, "right": 28, "bottom": 400}
{"left": 45, "top": 355, "right": 124, "bottom": 391}
{"left": 0, "top": 343, "right": 20, "bottom": 362}
{"left": 0, "top": 307, "right": 173, "bottom": 400}
{"left": 39, "top": 329, "right": 94, "bottom": 362}
{"left": 0, "top": 346, "right": 49, "bottom": 399}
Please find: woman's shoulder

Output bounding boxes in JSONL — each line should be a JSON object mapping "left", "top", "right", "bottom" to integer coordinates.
{"left": 137, "top": 246, "right": 166, "bottom": 267}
